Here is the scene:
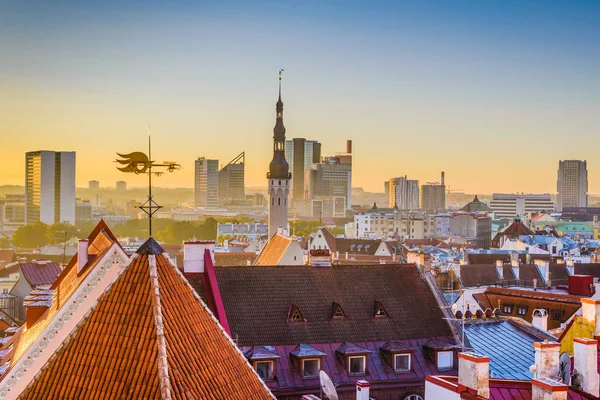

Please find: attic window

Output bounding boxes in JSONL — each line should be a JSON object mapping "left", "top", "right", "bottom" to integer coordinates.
{"left": 374, "top": 301, "right": 388, "bottom": 318}
{"left": 288, "top": 304, "right": 305, "bottom": 322}
{"left": 331, "top": 302, "right": 346, "bottom": 320}
{"left": 255, "top": 361, "right": 274, "bottom": 381}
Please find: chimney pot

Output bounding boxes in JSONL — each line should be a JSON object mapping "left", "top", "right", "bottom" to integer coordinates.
{"left": 531, "top": 378, "right": 568, "bottom": 400}
{"left": 183, "top": 241, "right": 215, "bottom": 273}
{"left": 77, "top": 239, "right": 89, "bottom": 274}
{"left": 533, "top": 341, "right": 560, "bottom": 380}
{"left": 581, "top": 298, "right": 600, "bottom": 336}
{"left": 458, "top": 352, "right": 490, "bottom": 399}
{"left": 573, "top": 338, "right": 599, "bottom": 397}
{"left": 532, "top": 309, "right": 549, "bottom": 331}
{"left": 355, "top": 380, "right": 370, "bottom": 400}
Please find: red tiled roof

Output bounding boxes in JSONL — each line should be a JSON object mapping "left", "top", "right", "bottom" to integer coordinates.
{"left": 254, "top": 234, "right": 292, "bottom": 265}
{"left": 19, "top": 238, "right": 273, "bottom": 400}
{"left": 19, "top": 262, "right": 61, "bottom": 287}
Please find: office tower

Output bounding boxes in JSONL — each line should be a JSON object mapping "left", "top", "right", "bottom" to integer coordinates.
{"left": 267, "top": 74, "right": 291, "bottom": 238}
{"left": 285, "top": 139, "right": 321, "bottom": 201}
{"left": 25, "top": 151, "right": 76, "bottom": 225}
{"left": 116, "top": 181, "right": 127, "bottom": 192}
{"left": 490, "top": 193, "right": 554, "bottom": 219}
{"left": 194, "top": 157, "right": 219, "bottom": 208}
{"left": 388, "top": 176, "right": 419, "bottom": 210}
{"left": 88, "top": 180, "right": 100, "bottom": 190}
{"left": 557, "top": 160, "right": 588, "bottom": 211}
{"left": 420, "top": 171, "right": 446, "bottom": 210}
{"left": 218, "top": 152, "right": 245, "bottom": 205}
{"left": 307, "top": 155, "right": 352, "bottom": 215}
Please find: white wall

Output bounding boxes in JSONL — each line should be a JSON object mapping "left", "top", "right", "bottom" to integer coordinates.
{"left": 425, "top": 380, "right": 460, "bottom": 400}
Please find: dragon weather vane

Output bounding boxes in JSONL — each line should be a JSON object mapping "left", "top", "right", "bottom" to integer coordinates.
{"left": 115, "top": 127, "right": 181, "bottom": 236}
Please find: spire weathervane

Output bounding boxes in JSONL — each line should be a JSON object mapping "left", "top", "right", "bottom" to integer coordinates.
{"left": 278, "top": 68, "right": 284, "bottom": 97}
{"left": 115, "top": 126, "right": 181, "bottom": 237}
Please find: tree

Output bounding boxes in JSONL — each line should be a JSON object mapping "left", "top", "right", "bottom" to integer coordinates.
{"left": 12, "top": 222, "right": 50, "bottom": 248}
{"left": 48, "top": 222, "right": 79, "bottom": 244}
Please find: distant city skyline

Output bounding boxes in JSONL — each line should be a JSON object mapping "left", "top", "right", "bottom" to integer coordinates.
{"left": 1, "top": 1, "right": 599, "bottom": 193}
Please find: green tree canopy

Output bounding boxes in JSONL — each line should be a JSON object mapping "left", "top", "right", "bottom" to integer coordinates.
{"left": 12, "top": 222, "right": 50, "bottom": 248}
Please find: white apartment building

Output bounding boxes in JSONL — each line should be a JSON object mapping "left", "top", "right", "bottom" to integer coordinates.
{"left": 557, "top": 159, "right": 588, "bottom": 211}
{"left": 25, "top": 151, "right": 76, "bottom": 225}
{"left": 489, "top": 193, "right": 554, "bottom": 219}
{"left": 388, "top": 176, "right": 419, "bottom": 210}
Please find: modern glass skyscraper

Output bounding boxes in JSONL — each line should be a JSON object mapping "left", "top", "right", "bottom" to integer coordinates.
{"left": 557, "top": 160, "right": 588, "bottom": 211}
{"left": 284, "top": 138, "right": 321, "bottom": 200}
{"left": 194, "top": 157, "right": 219, "bottom": 209}
{"left": 25, "top": 151, "right": 76, "bottom": 225}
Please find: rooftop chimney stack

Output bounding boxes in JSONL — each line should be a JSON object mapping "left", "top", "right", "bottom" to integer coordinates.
{"left": 183, "top": 241, "right": 215, "bottom": 274}
{"left": 458, "top": 352, "right": 490, "bottom": 399}
{"left": 441, "top": 171, "right": 445, "bottom": 185}
{"left": 77, "top": 239, "right": 89, "bottom": 274}
{"left": 573, "top": 338, "right": 600, "bottom": 397}
{"left": 346, "top": 139, "right": 352, "bottom": 154}
{"left": 581, "top": 298, "right": 600, "bottom": 336}
{"left": 496, "top": 260, "right": 504, "bottom": 279}
{"left": 532, "top": 309, "right": 549, "bottom": 331}
{"left": 355, "top": 380, "right": 370, "bottom": 400}
{"left": 534, "top": 341, "right": 560, "bottom": 380}
{"left": 531, "top": 378, "right": 568, "bottom": 400}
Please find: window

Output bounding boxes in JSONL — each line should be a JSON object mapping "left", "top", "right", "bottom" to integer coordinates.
{"left": 394, "top": 354, "right": 411, "bottom": 372}
{"left": 278, "top": 198, "right": 281, "bottom": 206}
{"left": 404, "top": 395, "right": 423, "bottom": 400}
{"left": 374, "top": 301, "right": 388, "bottom": 318}
{"left": 517, "top": 306, "right": 528, "bottom": 316}
{"left": 302, "top": 359, "right": 320, "bottom": 378}
{"left": 349, "top": 356, "right": 366, "bottom": 374}
{"left": 502, "top": 305, "right": 513, "bottom": 314}
{"left": 255, "top": 361, "right": 274, "bottom": 380}
{"left": 437, "top": 351, "right": 453, "bottom": 370}
{"left": 552, "top": 309, "right": 565, "bottom": 321}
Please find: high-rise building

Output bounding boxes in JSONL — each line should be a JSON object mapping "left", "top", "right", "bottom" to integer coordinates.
{"left": 88, "top": 180, "right": 100, "bottom": 190}
{"left": 116, "top": 181, "right": 127, "bottom": 192}
{"left": 218, "top": 152, "right": 245, "bottom": 205}
{"left": 307, "top": 155, "right": 352, "bottom": 216}
{"left": 489, "top": 193, "right": 554, "bottom": 219}
{"left": 267, "top": 73, "right": 291, "bottom": 239}
{"left": 25, "top": 150, "right": 76, "bottom": 225}
{"left": 557, "top": 160, "right": 588, "bottom": 211}
{"left": 388, "top": 176, "right": 419, "bottom": 210}
{"left": 194, "top": 157, "right": 219, "bottom": 208}
{"left": 285, "top": 138, "right": 321, "bottom": 201}
{"left": 421, "top": 172, "right": 446, "bottom": 211}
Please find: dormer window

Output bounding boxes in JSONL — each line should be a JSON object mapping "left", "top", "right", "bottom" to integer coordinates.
{"left": 302, "top": 359, "right": 320, "bottom": 378}
{"left": 255, "top": 361, "right": 274, "bottom": 380}
{"left": 288, "top": 304, "right": 305, "bottom": 322}
{"left": 331, "top": 302, "right": 346, "bottom": 320}
{"left": 437, "top": 351, "right": 454, "bottom": 370}
{"left": 374, "top": 301, "right": 388, "bottom": 318}
{"left": 394, "top": 353, "right": 411, "bottom": 372}
{"left": 349, "top": 356, "right": 366, "bottom": 374}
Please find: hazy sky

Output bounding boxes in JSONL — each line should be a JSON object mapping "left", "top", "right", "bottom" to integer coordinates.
{"left": 1, "top": 1, "right": 599, "bottom": 193}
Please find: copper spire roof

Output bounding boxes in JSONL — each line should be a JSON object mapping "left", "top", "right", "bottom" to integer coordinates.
{"left": 18, "top": 238, "right": 274, "bottom": 400}
{"left": 268, "top": 71, "right": 290, "bottom": 180}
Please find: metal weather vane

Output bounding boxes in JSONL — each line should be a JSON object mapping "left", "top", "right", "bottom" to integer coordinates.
{"left": 116, "top": 127, "right": 181, "bottom": 237}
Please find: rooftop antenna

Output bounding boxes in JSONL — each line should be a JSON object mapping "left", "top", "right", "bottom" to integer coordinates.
{"left": 115, "top": 126, "right": 181, "bottom": 237}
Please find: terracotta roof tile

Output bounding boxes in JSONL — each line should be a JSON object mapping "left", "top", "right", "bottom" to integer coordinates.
{"left": 254, "top": 234, "right": 291, "bottom": 265}
{"left": 18, "top": 238, "right": 273, "bottom": 400}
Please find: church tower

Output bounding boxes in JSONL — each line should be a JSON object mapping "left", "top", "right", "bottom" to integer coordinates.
{"left": 267, "top": 70, "right": 291, "bottom": 239}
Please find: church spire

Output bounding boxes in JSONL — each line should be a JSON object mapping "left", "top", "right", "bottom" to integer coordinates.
{"left": 268, "top": 69, "right": 289, "bottom": 179}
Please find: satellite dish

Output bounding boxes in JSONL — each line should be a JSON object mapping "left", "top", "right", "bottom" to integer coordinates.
{"left": 559, "top": 352, "right": 571, "bottom": 385}
{"left": 320, "top": 370, "right": 339, "bottom": 400}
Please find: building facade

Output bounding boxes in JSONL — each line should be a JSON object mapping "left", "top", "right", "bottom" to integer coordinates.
{"left": 25, "top": 150, "right": 76, "bottom": 225}
{"left": 285, "top": 138, "right": 321, "bottom": 201}
{"left": 421, "top": 184, "right": 446, "bottom": 211}
{"left": 194, "top": 157, "right": 219, "bottom": 208}
{"left": 218, "top": 152, "right": 245, "bottom": 206}
{"left": 88, "top": 180, "right": 99, "bottom": 190}
{"left": 489, "top": 193, "right": 555, "bottom": 219}
{"left": 116, "top": 180, "right": 127, "bottom": 191}
{"left": 388, "top": 176, "right": 419, "bottom": 210}
{"left": 557, "top": 160, "right": 587, "bottom": 211}
{"left": 267, "top": 74, "right": 291, "bottom": 239}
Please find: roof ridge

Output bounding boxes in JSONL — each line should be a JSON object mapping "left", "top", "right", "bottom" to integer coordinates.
{"left": 148, "top": 254, "right": 173, "bottom": 400}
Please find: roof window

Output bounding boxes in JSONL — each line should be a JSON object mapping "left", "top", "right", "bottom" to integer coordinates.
{"left": 288, "top": 304, "right": 305, "bottom": 322}
{"left": 331, "top": 302, "right": 346, "bottom": 320}
{"left": 374, "top": 301, "right": 388, "bottom": 318}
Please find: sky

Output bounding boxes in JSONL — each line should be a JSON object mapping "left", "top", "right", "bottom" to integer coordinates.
{"left": 0, "top": 1, "right": 599, "bottom": 194}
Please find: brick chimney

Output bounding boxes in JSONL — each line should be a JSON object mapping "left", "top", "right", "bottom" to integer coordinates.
{"left": 533, "top": 341, "right": 560, "bottom": 380}
{"left": 531, "top": 378, "right": 568, "bottom": 400}
{"left": 566, "top": 259, "right": 575, "bottom": 276}
{"left": 510, "top": 252, "right": 520, "bottom": 268}
{"left": 183, "top": 241, "right": 215, "bottom": 274}
{"left": 535, "top": 260, "right": 550, "bottom": 286}
{"left": 355, "top": 380, "right": 370, "bottom": 400}
{"left": 77, "top": 239, "right": 89, "bottom": 274}
{"left": 496, "top": 260, "right": 503, "bottom": 279}
{"left": 458, "top": 352, "right": 490, "bottom": 399}
{"left": 581, "top": 298, "right": 600, "bottom": 336}
{"left": 573, "top": 338, "right": 599, "bottom": 397}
